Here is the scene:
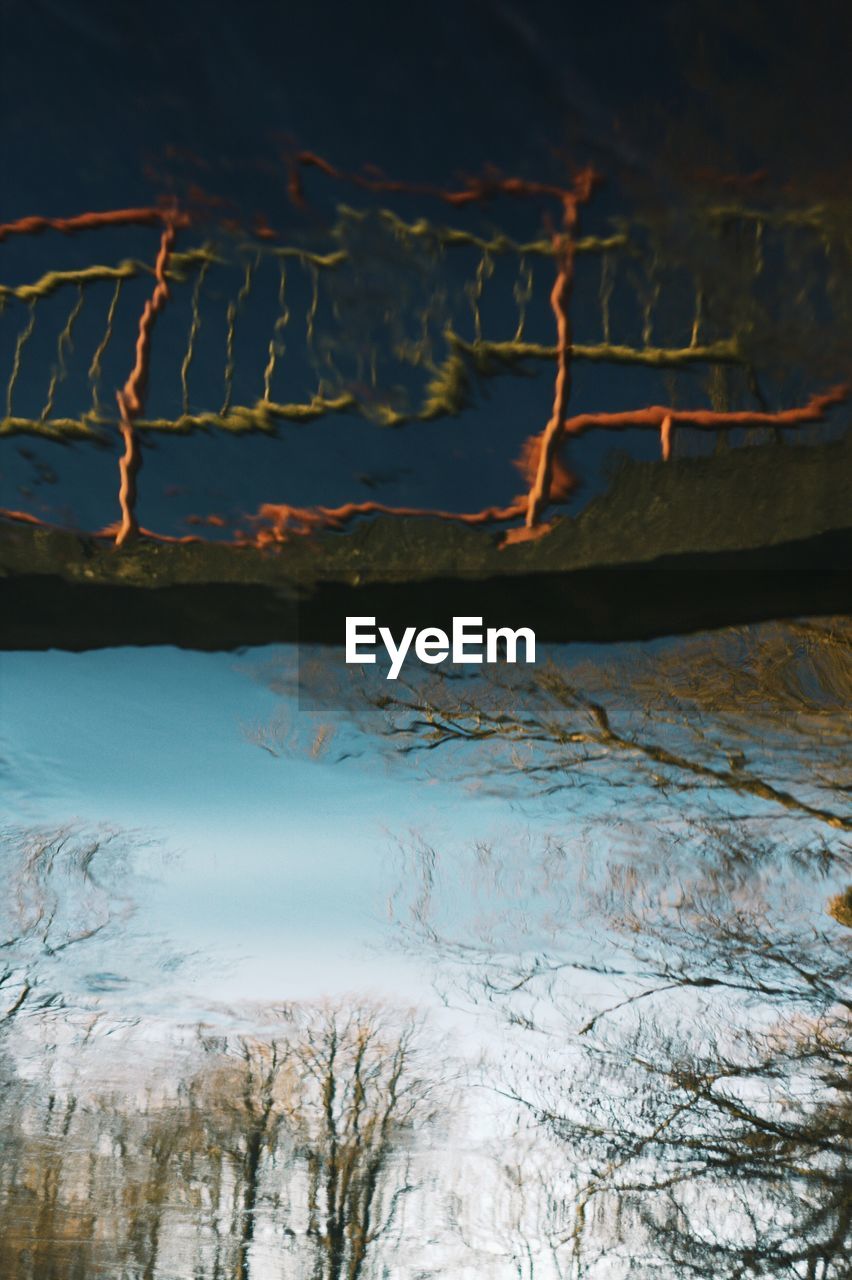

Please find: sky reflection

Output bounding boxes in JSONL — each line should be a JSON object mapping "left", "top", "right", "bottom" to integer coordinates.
{"left": 0, "top": 645, "right": 521, "bottom": 1011}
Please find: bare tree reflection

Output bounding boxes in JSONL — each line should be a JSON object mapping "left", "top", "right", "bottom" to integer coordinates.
{"left": 191, "top": 1000, "right": 441, "bottom": 1279}
{"left": 0, "top": 999, "right": 446, "bottom": 1279}
{"left": 0, "top": 824, "right": 141, "bottom": 1031}
{"left": 249, "top": 621, "right": 851, "bottom": 839}
{"left": 246, "top": 620, "right": 851, "bottom": 1275}
{"left": 390, "top": 815, "right": 852, "bottom": 1277}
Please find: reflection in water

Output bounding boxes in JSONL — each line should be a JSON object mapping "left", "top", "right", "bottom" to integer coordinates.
{"left": 0, "top": 621, "right": 849, "bottom": 1276}
{"left": 0, "top": 997, "right": 444, "bottom": 1280}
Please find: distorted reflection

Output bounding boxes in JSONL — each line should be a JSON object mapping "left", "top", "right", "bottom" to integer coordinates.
{"left": 1, "top": 620, "right": 849, "bottom": 1277}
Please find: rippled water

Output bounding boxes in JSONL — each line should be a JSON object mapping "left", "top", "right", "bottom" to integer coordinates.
{"left": 1, "top": 624, "right": 849, "bottom": 1278}
{"left": 2, "top": 2, "right": 851, "bottom": 1272}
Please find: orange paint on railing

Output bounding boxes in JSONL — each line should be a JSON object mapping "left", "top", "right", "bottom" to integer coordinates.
{"left": 0, "top": 508, "right": 53, "bottom": 526}
{"left": 6, "top": 169, "right": 847, "bottom": 554}
{"left": 97, "top": 520, "right": 202, "bottom": 544}
{"left": 0, "top": 207, "right": 188, "bottom": 242}
{"left": 289, "top": 150, "right": 600, "bottom": 211}
{"left": 503, "top": 385, "right": 849, "bottom": 545}
{"left": 185, "top": 513, "right": 228, "bottom": 528}
{"left": 660, "top": 413, "right": 673, "bottom": 461}
{"left": 513, "top": 432, "right": 576, "bottom": 504}
{"left": 283, "top": 151, "right": 600, "bottom": 539}
{"left": 0, "top": 508, "right": 203, "bottom": 545}
{"left": 524, "top": 169, "right": 597, "bottom": 529}
{"left": 115, "top": 217, "right": 179, "bottom": 547}
{"left": 240, "top": 425, "right": 580, "bottom": 546}
{"left": 558, "top": 384, "right": 849, "bottom": 441}
{"left": 239, "top": 497, "right": 529, "bottom": 545}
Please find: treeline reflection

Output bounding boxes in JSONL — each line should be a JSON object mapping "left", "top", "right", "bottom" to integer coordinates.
{"left": 1, "top": 620, "right": 849, "bottom": 1277}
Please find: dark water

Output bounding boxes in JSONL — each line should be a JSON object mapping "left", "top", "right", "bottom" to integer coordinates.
{"left": 2, "top": 2, "right": 851, "bottom": 1276}
{"left": 3, "top": 0, "right": 851, "bottom": 539}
